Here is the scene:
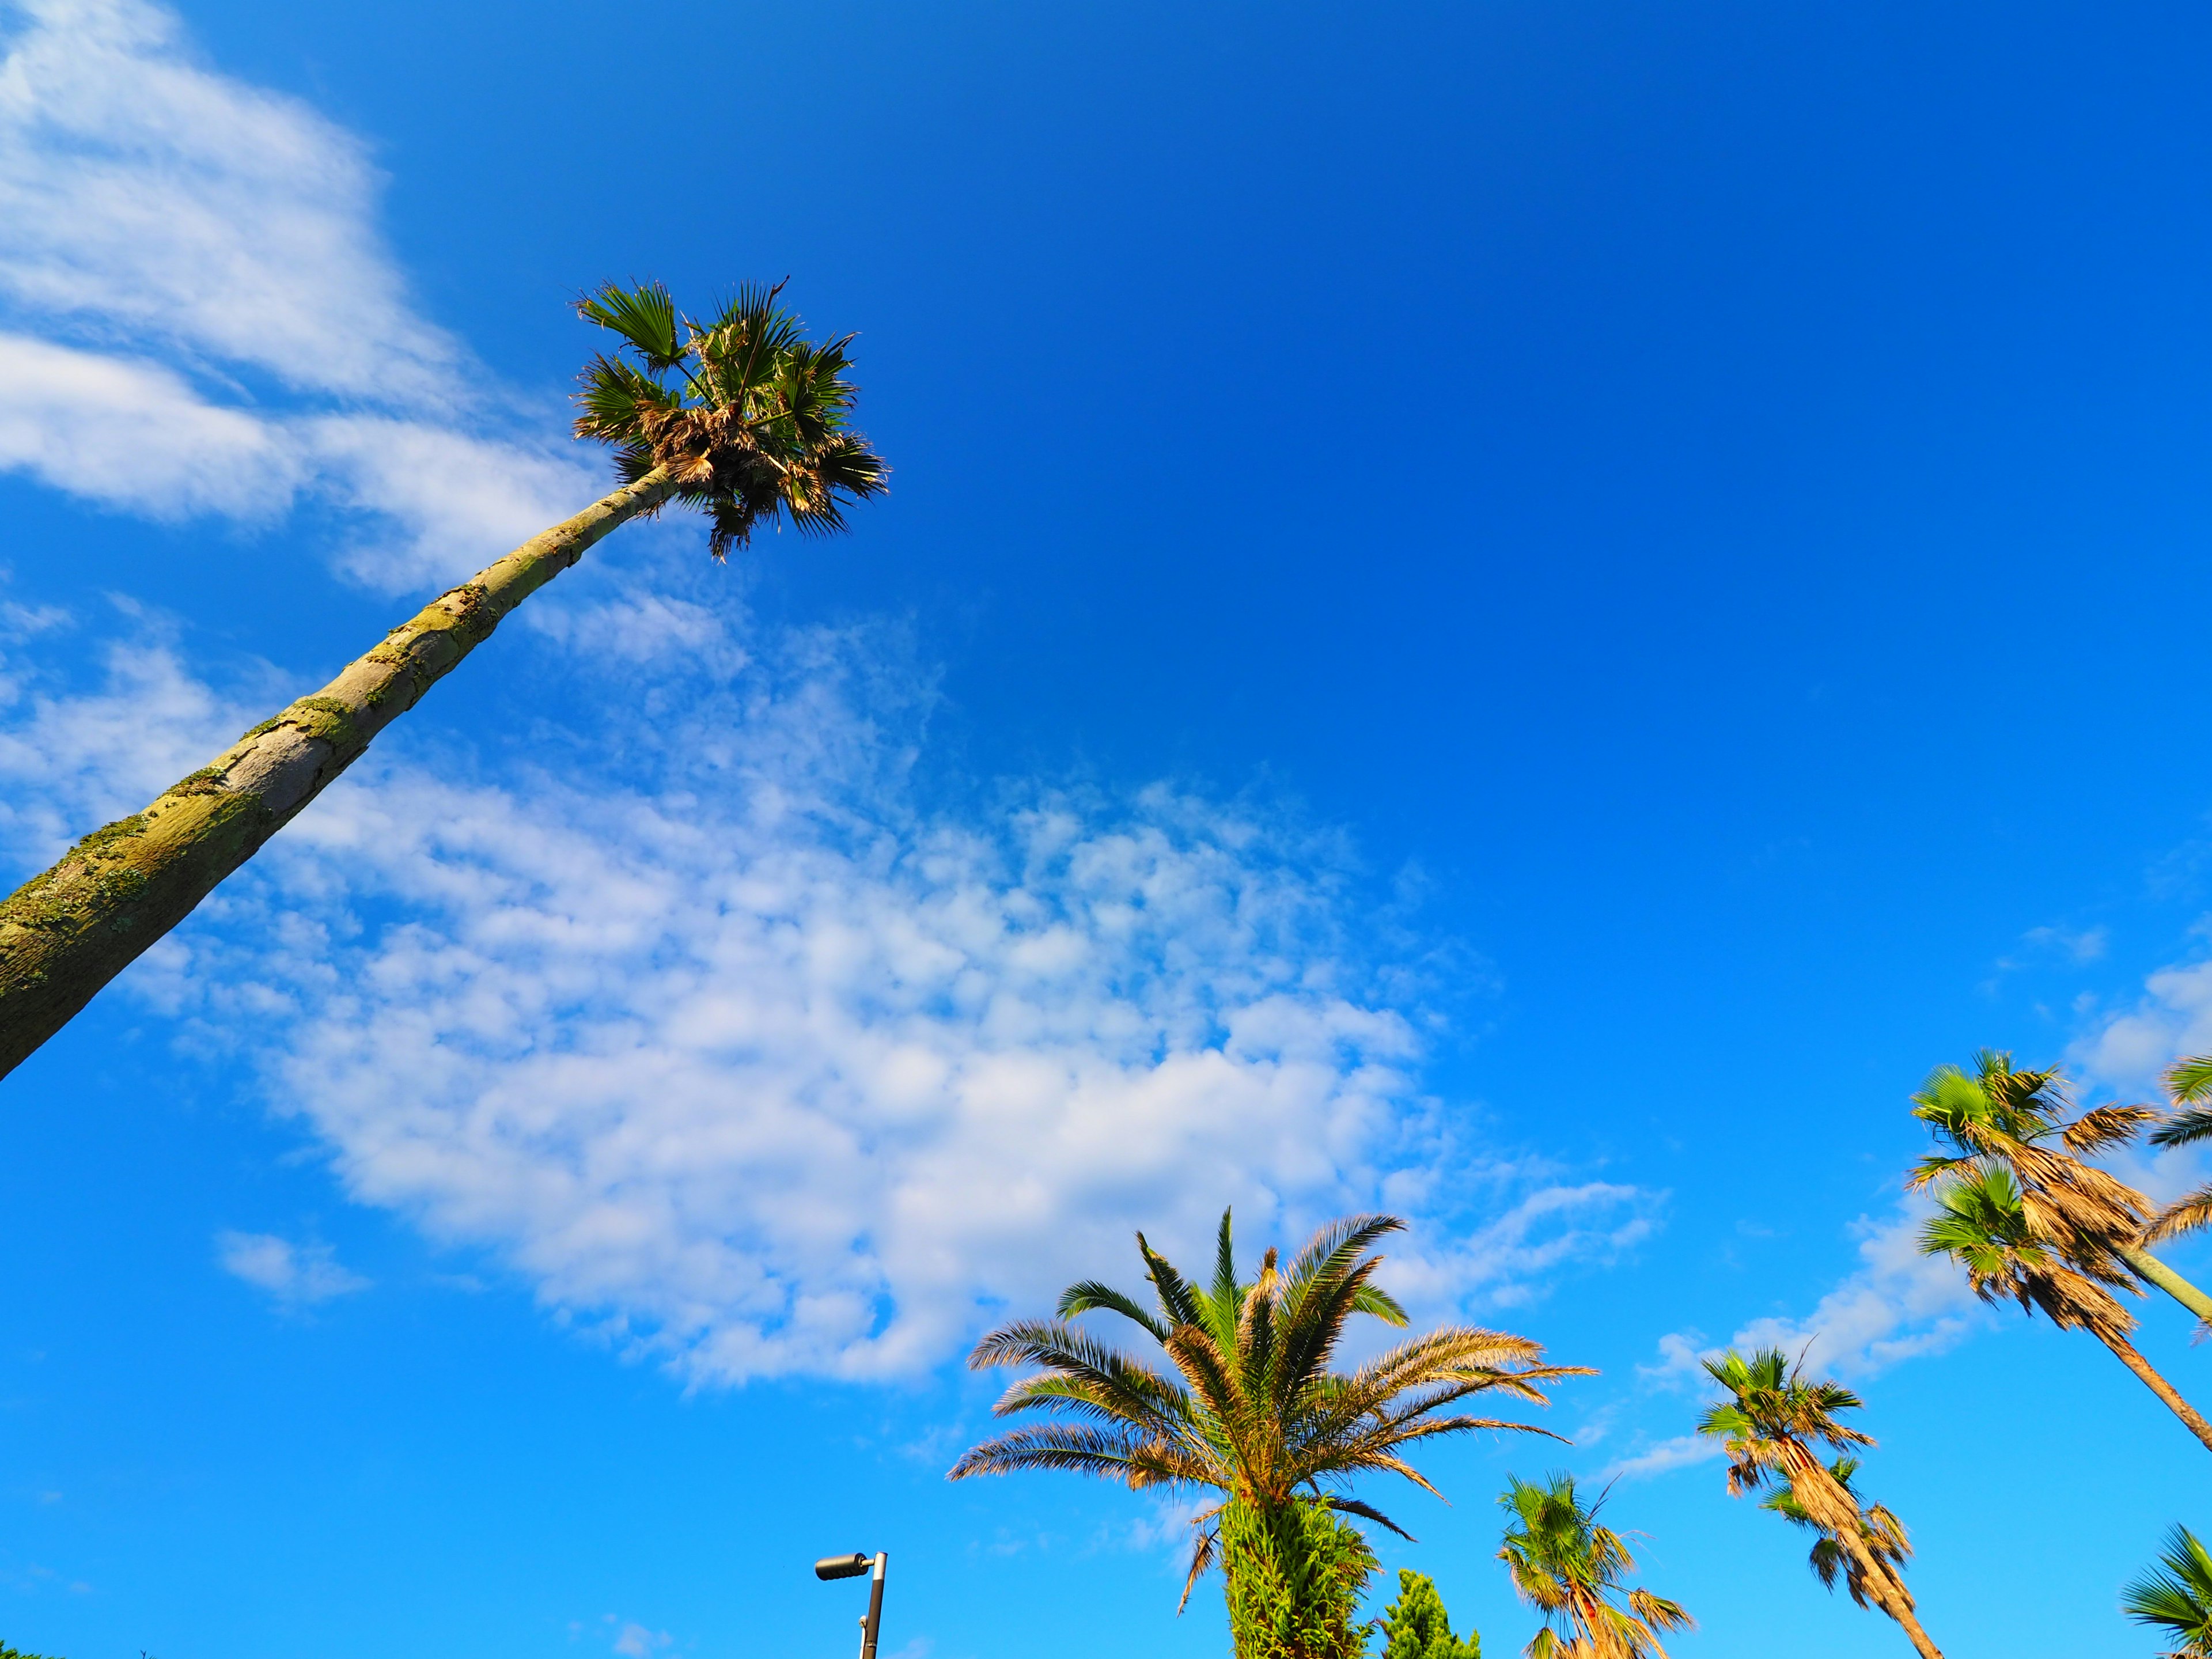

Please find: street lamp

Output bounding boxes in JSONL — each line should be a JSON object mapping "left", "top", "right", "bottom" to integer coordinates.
{"left": 813, "top": 1550, "right": 887, "bottom": 1659}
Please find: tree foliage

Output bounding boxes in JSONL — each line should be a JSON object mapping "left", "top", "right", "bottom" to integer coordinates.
{"left": 574, "top": 279, "right": 887, "bottom": 558}
{"left": 1377, "top": 1569, "right": 1479, "bottom": 1659}
{"left": 949, "top": 1209, "right": 1588, "bottom": 1654}
{"left": 2125, "top": 1525, "right": 2212, "bottom": 1658}
{"left": 1221, "top": 1495, "right": 1381, "bottom": 1659}
{"left": 1496, "top": 1472, "right": 1688, "bottom": 1659}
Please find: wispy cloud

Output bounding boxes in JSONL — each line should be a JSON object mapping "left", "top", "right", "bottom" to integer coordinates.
{"left": 1613, "top": 1203, "right": 1983, "bottom": 1479}
{"left": 0, "top": 607, "right": 1646, "bottom": 1384}
{"left": 215, "top": 1230, "right": 369, "bottom": 1309}
{"left": 0, "top": 0, "right": 596, "bottom": 589}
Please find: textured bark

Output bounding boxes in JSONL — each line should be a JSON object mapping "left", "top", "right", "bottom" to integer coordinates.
{"left": 0, "top": 468, "right": 675, "bottom": 1079}
{"left": 2100, "top": 1330, "right": 2212, "bottom": 1455}
{"left": 2119, "top": 1244, "right": 2212, "bottom": 1325}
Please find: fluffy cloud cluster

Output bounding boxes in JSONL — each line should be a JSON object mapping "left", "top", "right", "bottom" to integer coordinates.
{"left": 0, "top": 0, "right": 593, "bottom": 586}
{"left": 0, "top": 608, "right": 1649, "bottom": 1382}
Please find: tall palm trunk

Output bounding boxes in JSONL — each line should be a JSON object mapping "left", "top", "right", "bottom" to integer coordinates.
{"left": 1786, "top": 1453, "right": 1942, "bottom": 1659}
{"left": 0, "top": 467, "right": 675, "bottom": 1080}
{"left": 2096, "top": 1328, "right": 2212, "bottom": 1454}
{"left": 2119, "top": 1244, "right": 2212, "bottom": 1326}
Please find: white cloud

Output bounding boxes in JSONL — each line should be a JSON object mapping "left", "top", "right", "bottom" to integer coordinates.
{"left": 3, "top": 611, "right": 1644, "bottom": 1386}
{"left": 608, "top": 1622, "right": 669, "bottom": 1658}
{"left": 1604, "top": 1434, "right": 1720, "bottom": 1482}
{"left": 1634, "top": 1205, "right": 1982, "bottom": 1402}
{"left": 0, "top": 0, "right": 602, "bottom": 590}
{"left": 215, "top": 1229, "right": 369, "bottom": 1308}
{"left": 0, "top": 0, "right": 459, "bottom": 404}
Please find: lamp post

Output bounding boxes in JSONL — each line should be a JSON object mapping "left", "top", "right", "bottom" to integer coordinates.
{"left": 813, "top": 1551, "right": 888, "bottom": 1659}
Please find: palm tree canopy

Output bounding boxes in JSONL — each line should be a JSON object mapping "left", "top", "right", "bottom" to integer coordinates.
{"left": 1920, "top": 1165, "right": 2136, "bottom": 1337}
{"left": 1908, "top": 1051, "right": 2154, "bottom": 1258}
{"left": 1695, "top": 1347, "right": 1873, "bottom": 1499}
{"left": 1497, "top": 1472, "right": 1691, "bottom": 1659}
{"left": 949, "top": 1209, "right": 1592, "bottom": 1604}
{"left": 573, "top": 279, "right": 887, "bottom": 558}
{"left": 2124, "top": 1525, "right": 2212, "bottom": 1658}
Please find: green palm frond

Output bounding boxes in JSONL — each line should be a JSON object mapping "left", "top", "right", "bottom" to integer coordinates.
{"left": 2124, "top": 1525, "right": 2212, "bottom": 1657}
{"left": 577, "top": 280, "right": 681, "bottom": 369}
{"left": 2154, "top": 1106, "right": 2212, "bottom": 1150}
{"left": 2168, "top": 1057, "right": 2212, "bottom": 1107}
{"left": 1055, "top": 1279, "right": 1172, "bottom": 1343}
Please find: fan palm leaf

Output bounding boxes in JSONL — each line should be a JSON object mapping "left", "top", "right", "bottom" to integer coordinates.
{"left": 2124, "top": 1525, "right": 2212, "bottom": 1658}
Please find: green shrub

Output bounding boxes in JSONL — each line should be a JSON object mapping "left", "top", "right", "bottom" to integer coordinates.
{"left": 1377, "top": 1569, "right": 1479, "bottom": 1659}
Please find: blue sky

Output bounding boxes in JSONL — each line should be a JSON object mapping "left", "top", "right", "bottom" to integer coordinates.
{"left": 5, "top": 1, "right": 2212, "bottom": 1654}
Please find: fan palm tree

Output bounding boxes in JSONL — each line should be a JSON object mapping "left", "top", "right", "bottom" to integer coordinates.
{"left": 1495, "top": 1471, "right": 1691, "bottom": 1659}
{"left": 0, "top": 281, "right": 885, "bottom": 1080}
{"left": 948, "top": 1210, "right": 1590, "bottom": 1658}
{"left": 1695, "top": 1348, "right": 1943, "bottom": 1659}
{"left": 2127, "top": 1525, "right": 2212, "bottom": 1658}
{"left": 1921, "top": 1166, "right": 2212, "bottom": 1453}
{"left": 1909, "top": 1052, "right": 2212, "bottom": 1324}
{"left": 1758, "top": 1456, "right": 1912, "bottom": 1610}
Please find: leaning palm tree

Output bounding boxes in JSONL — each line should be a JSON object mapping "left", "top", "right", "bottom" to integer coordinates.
{"left": 1921, "top": 1166, "right": 2212, "bottom": 1453}
{"left": 0, "top": 281, "right": 886, "bottom": 1079}
{"left": 1910, "top": 1052, "right": 2212, "bottom": 1324}
{"left": 948, "top": 1210, "right": 1590, "bottom": 1659}
{"left": 1695, "top": 1348, "right": 1944, "bottom": 1659}
{"left": 2127, "top": 1525, "right": 2212, "bottom": 1657}
{"left": 1759, "top": 1456, "right": 1912, "bottom": 1612}
{"left": 1496, "top": 1471, "right": 1691, "bottom": 1659}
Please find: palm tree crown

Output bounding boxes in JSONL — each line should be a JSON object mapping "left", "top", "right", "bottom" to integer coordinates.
{"left": 573, "top": 279, "right": 887, "bottom": 558}
{"left": 1908, "top": 1050, "right": 2154, "bottom": 1264}
{"left": 1496, "top": 1472, "right": 1691, "bottom": 1659}
{"left": 2125, "top": 1525, "right": 2212, "bottom": 1658}
{"left": 948, "top": 1210, "right": 1590, "bottom": 1605}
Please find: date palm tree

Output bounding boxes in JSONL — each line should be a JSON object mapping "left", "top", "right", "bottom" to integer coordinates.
{"left": 0, "top": 281, "right": 885, "bottom": 1080}
{"left": 1496, "top": 1471, "right": 1691, "bottom": 1659}
{"left": 1909, "top": 1052, "right": 2212, "bottom": 1324}
{"left": 1758, "top": 1456, "right": 1912, "bottom": 1611}
{"left": 1920, "top": 1166, "right": 2212, "bottom": 1453}
{"left": 1695, "top": 1348, "right": 1943, "bottom": 1659}
{"left": 948, "top": 1210, "right": 1590, "bottom": 1658}
{"left": 2127, "top": 1525, "right": 2212, "bottom": 1658}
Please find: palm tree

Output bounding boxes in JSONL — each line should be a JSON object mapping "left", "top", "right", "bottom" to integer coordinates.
{"left": 1758, "top": 1456, "right": 1912, "bottom": 1611}
{"left": 0, "top": 281, "right": 885, "bottom": 1079}
{"left": 948, "top": 1210, "right": 1590, "bottom": 1659}
{"left": 2126, "top": 1525, "right": 2212, "bottom": 1657}
{"left": 1495, "top": 1472, "right": 1691, "bottom": 1659}
{"left": 1921, "top": 1166, "right": 2212, "bottom": 1453}
{"left": 1695, "top": 1347, "right": 1944, "bottom": 1659}
{"left": 1909, "top": 1052, "right": 2212, "bottom": 1324}
{"left": 2145, "top": 1055, "right": 2212, "bottom": 1249}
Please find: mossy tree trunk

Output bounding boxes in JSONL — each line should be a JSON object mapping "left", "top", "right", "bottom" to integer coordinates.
{"left": 2120, "top": 1244, "right": 2212, "bottom": 1327}
{"left": 0, "top": 468, "right": 675, "bottom": 1080}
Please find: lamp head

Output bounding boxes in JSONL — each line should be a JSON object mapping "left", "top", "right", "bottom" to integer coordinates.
{"left": 815, "top": 1553, "right": 873, "bottom": 1581}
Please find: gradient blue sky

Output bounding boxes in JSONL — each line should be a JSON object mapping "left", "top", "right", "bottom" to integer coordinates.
{"left": 5, "top": 2, "right": 2212, "bottom": 1656}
